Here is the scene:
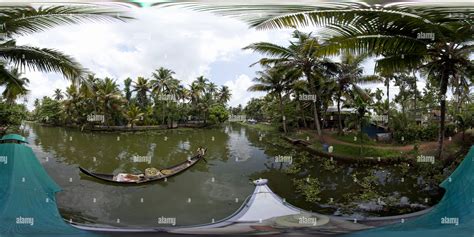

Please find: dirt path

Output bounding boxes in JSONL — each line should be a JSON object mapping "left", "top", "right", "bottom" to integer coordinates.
{"left": 306, "top": 131, "right": 458, "bottom": 152}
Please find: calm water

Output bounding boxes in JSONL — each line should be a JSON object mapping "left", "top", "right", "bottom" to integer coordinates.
{"left": 21, "top": 122, "right": 442, "bottom": 227}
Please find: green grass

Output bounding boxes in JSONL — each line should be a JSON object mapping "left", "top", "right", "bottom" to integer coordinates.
{"left": 257, "top": 126, "right": 403, "bottom": 158}
{"left": 310, "top": 142, "right": 402, "bottom": 158}
{"left": 333, "top": 133, "right": 377, "bottom": 146}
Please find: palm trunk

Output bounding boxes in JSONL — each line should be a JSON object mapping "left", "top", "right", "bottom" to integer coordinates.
{"left": 279, "top": 93, "right": 287, "bottom": 134}
{"left": 437, "top": 74, "right": 449, "bottom": 159}
{"left": 413, "top": 71, "right": 417, "bottom": 121}
{"left": 299, "top": 101, "right": 308, "bottom": 128}
{"left": 305, "top": 69, "right": 321, "bottom": 136}
{"left": 162, "top": 101, "right": 166, "bottom": 125}
{"left": 337, "top": 93, "right": 343, "bottom": 134}
{"left": 386, "top": 78, "right": 390, "bottom": 129}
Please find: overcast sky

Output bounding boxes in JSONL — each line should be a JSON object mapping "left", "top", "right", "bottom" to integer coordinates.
{"left": 15, "top": 5, "right": 410, "bottom": 110}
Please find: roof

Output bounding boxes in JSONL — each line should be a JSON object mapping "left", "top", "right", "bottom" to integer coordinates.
{"left": 0, "top": 134, "right": 27, "bottom": 143}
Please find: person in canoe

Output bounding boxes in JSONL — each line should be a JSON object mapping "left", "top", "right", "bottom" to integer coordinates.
{"left": 188, "top": 147, "right": 206, "bottom": 164}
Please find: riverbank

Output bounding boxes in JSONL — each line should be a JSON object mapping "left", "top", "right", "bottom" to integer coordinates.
{"left": 239, "top": 121, "right": 469, "bottom": 163}
{"left": 26, "top": 121, "right": 208, "bottom": 132}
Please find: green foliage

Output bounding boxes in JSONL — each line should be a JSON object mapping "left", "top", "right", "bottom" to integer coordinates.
{"left": 36, "top": 97, "right": 62, "bottom": 125}
{"left": 393, "top": 123, "right": 455, "bottom": 144}
{"left": 321, "top": 159, "right": 336, "bottom": 171}
{"left": 0, "top": 101, "right": 28, "bottom": 130}
{"left": 352, "top": 172, "right": 379, "bottom": 201}
{"left": 244, "top": 98, "right": 266, "bottom": 121}
{"left": 208, "top": 104, "right": 229, "bottom": 124}
{"left": 294, "top": 176, "right": 322, "bottom": 202}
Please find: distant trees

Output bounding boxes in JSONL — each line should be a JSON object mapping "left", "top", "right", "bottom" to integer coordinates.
{"left": 33, "top": 67, "right": 232, "bottom": 128}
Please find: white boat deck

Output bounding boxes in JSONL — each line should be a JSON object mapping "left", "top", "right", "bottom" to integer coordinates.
{"left": 229, "top": 179, "right": 301, "bottom": 223}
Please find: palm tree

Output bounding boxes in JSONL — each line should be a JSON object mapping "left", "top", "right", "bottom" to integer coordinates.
{"left": 292, "top": 80, "right": 310, "bottom": 128}
{"left": 0, "top": 6, "right": 129, "bottom": 85}
{"left": 218, "top": 85, "right": 231, "bottom": 105}
{"left": 345, "top": 91, "right": 373, "bottom": 155}
{"left": 151, "top": 67, "right": 176, "bottom": 124}
{"left": 53, "top": 89, "right": 64, "bottom": 101}
{"left": 207, "top": 82, "right": 218, "bottom": 100}
{"left": 123, "top": 77, "right": 132, "bottom": 102}
{"left": 63, "top": 84, "right": 80, "bottom": 123}
{"left": 189, "top": 76, "right": 210, "bottom": 121}
{"left": 229, "top": 2, "right": 474, "bottom": 157}
{"left": 125, "top": 104, "right": 144, "bottom": 128}
{"left": 195, "top": 76, "right": 209, "bottom": 92}
{"left": 132, "top": 77, "right": 151, "bottom": 110}
{"left": 248, "top": 66, "right": 296, "bottom": 133}
{"left": 0, "top": 68, "right": 29, "bottom": 103}
{"left": 96, "top": 78, "right": 125, "bottom": 125}
{"left": 244, "top": 30, "right": 338, "bottom": 136}
{"left": 334, "top": 53, "right": 381, "bottom": 134}
{"left": 151, "top": 67, "right": 175, "bottom": 94}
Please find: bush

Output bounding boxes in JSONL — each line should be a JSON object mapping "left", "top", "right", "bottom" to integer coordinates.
{"left": 294, "top": 177, "right": 321, "bottom": 202}
{"left": 393, "top": 123, "right": 453, "bottom": 144}
{"left": 208, "top": 104, "right": 229, "bottom": 124}
{"left": 0, "top": 102, "right": 28, "bottom": 131}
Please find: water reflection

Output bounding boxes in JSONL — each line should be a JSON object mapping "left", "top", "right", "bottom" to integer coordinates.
{"left": 22, "top": 122, "right": 443, "bottom": 227}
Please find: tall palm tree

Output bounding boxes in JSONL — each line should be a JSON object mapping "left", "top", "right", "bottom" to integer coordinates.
{"left": 151, "top": 67, "right": 175, "bottom": 94}
{"left": 195, "top": 76, "right": 209, "bottom": 92}
{"left": 218, "top": 85, "right": 231, "bottom": 105}
{"left": 123, "top": 77, "right": 132, "bottom": 103}
{"left": 207, "top": 82, "right": 218, "bottom": 100}
{"left": 225, "top": 2, "right": 474, "bottom": 157}
{"left": 132, "top": 77, "right": 150, "bottom": 110}
{"left": 53, "top": 89, "right": 64, "bottom": 101}
{"left": 334, "top": 53, "right": 381, "bottom": 134}
{"left": 96, "top": 77, "right": 124, "bottom": 125}
{"left": 248, "top": 66, "right": 296, "bottom": 133}
{"left": 0, "top": 6, "right": 129, "bottom": 84}
{"left": 292, "top": 80, "right": 310, "bottom": 128}
{"left": 244, "top": 30, "right": 338, "bottom": 136}
{"left": 0, "top": 68, "right": 29, "bottom": 103}
{"left": 151, "top": 67, "right": 176, "bottom": 124}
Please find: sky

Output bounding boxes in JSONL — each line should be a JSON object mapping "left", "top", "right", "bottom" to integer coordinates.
{"left": 14, "top": 5, "right": 412, "bottom": 110}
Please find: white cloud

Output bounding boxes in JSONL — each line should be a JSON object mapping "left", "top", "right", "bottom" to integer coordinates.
{"left": 14, "top": 6, "right": 291, "bottom": 109}
{"left": 224, "top": 74, "right": 264, "bottom": 107}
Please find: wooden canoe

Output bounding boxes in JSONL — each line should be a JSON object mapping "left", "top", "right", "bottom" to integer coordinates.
{"left": 79, "top": 152, "right": 205, "bottom": 184}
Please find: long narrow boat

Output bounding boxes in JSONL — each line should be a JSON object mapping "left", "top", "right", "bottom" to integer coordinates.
{"left": 79, "top": 150, "right": 206, "bottom": 184}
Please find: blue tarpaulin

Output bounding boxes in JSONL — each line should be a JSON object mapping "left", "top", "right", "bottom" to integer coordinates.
{"left": 0, "top": 134, "right": 98, "bottom": 237}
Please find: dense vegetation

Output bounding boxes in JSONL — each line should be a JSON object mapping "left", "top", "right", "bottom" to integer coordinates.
{"left": 31, "top": 71, "right": 231, "bottom": 127}
{"left": 230, "top": 3, "right": 474, "bottom": 158}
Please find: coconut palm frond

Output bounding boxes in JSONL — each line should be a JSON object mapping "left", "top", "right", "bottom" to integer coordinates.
{"left": 0, "top": 42, "right": 86, "bottom": 81}
{"left": 0, "top": 5, "right": 132, "bottom": 36}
